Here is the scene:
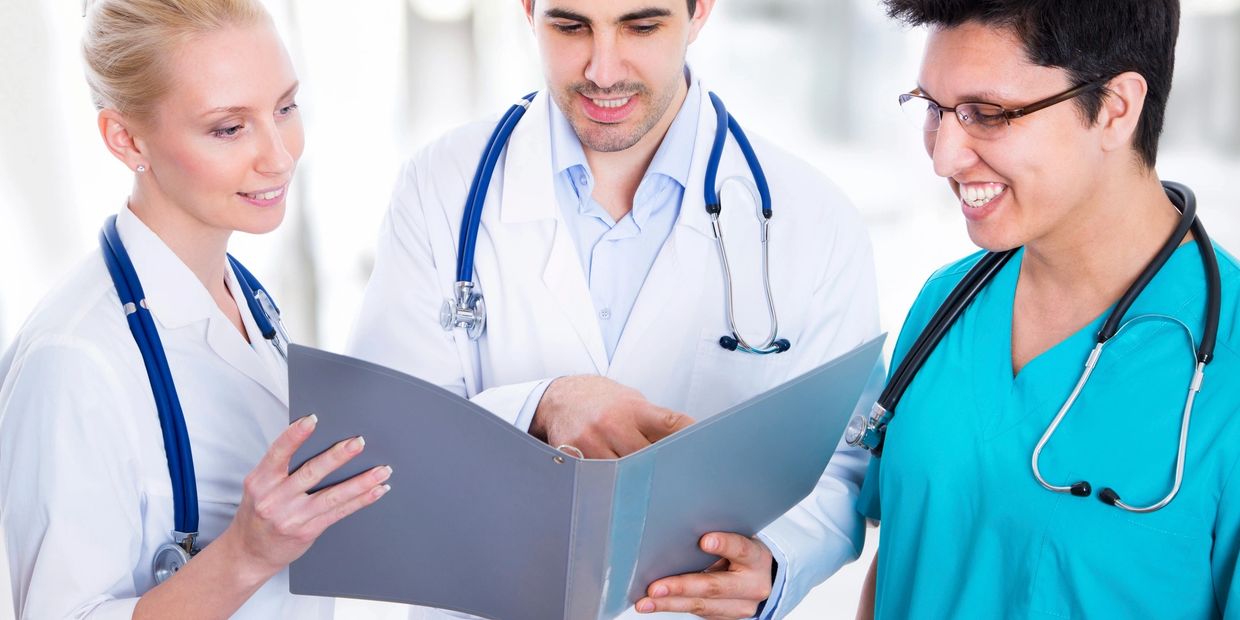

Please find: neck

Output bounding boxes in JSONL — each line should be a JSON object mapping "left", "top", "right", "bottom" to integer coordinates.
{"left": 584, "top": 77, "right": 690, "bottom": 222}
{"left": 1022, "top": 169, "right": 1182, "bottom": 302}
{"left": 127, "top": 183, "right": 233, "bottom": 297}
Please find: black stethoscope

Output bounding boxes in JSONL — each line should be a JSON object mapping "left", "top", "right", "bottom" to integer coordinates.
{"left": 99, "top": 214, "right": 289, "bottom": 583}
{"left": 844, "top": 181, "right": 1221, "bottom": 513}
{"left": 438, "top": 91, "right": 792, "bottom": 355}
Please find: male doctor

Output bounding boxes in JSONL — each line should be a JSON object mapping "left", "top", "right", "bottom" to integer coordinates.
{"left": 349, "top": 0, "right": 880, "bottom": 617}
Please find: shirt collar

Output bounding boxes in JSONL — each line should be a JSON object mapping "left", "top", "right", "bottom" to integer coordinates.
{"left": 548, "top": 68, "right": 702, "bottom": 218}
{"left": 115, "top": 204, "right": 224, "bottom": 330}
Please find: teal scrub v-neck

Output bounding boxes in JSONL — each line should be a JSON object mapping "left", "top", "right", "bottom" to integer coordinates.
{"left": 859, "top": 243, "right": 1240, "bottom": 619}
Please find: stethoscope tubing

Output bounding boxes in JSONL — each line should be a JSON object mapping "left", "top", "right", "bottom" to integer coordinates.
{"left": 456, "top": 93, "right": 537, "bottom": 283}
{"left": 101, "top": 216, "right": 200, "bottom": 536}
{"left": 852, "top": 181, "right": 1221, "bottom": 514}
{"left": 445, "top": 90, "right": 792, "bottom": 354}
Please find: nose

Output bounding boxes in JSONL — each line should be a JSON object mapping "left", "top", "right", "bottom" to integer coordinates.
{"left": 255, "top": 120, "right": 296, "bottom": 176}
{"left": 929, "top": 112, "right": 981, "bottom": 179}
{"left": 583, "top": 30, "right": 625, "bottom": 90}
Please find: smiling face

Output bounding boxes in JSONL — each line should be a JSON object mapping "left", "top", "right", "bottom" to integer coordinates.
{"left": 527, "top": 0, "right": 709, "bottom": 153}
{"left": 132, "top": 20, "right": 303, "bottom": 236}
{"left": 918, "top": 21, "right": 1108, "bottom": 252}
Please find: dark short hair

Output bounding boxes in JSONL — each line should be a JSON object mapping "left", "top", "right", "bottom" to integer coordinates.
{"left": 883, "top": 0, "right": 1179, "bottom": 168}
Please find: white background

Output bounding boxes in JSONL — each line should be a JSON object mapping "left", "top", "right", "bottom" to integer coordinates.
{"left": 2, "top": 0, "right": 1239, "bottom": 617}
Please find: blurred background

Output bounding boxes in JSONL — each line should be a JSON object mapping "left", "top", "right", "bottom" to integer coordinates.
{"left": 1, "top": 0, "right": 1239, "bottom": 618}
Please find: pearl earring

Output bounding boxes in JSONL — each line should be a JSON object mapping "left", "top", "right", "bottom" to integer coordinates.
{"left": 136, "top": 165, "right": 147, "bottom": 173}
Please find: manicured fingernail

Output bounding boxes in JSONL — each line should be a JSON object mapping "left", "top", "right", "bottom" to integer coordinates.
{"left": 299, "top": 414, "right": 318, "bottom": 429}
{"left": 652, "top": 585, "right": 669, "bottom": 597}
{"left": 349, "top": 436, "right": 366, "bottom": 452}
{"left": 374, "top": 484, "right": 391, "bottom": 498}
{"left": 375, "top": 465, "right": 393, "bottom": 481}
{"left": 704, "top": 536, "right": 718, "bottom": 552}
{"left": 636, "top": 600, "right": 655, "bottom": 613}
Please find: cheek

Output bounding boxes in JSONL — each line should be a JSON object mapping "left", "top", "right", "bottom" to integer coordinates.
{"left": 282, "top": 118, "right": 305, "bottom": 163}
{"left": 162, "top": 139, "right": 238, "bottom": 192}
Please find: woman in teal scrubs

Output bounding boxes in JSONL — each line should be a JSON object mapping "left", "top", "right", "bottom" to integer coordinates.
{"left": 856, "top": 1, "right": 1240, "bottom": 618}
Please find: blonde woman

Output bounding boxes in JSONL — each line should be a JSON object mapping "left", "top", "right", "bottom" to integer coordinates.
{"left": 0, "top": 1, "right": 390, "bottom": 617}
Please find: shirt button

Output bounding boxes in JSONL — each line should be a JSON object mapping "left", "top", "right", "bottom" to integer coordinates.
{"left": 577, "top": 175, "right": 588, "bottom": 186}
{"left": 599, "top": 308, "right": 611, "bottom": 320}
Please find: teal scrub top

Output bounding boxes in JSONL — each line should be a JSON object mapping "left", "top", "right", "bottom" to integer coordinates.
{"left": 858, "top": 242, "right": 1240, "bottom": 619}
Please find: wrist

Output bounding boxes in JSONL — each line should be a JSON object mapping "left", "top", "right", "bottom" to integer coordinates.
{"left": 212, "top": 525, "right": 281, "bottom": 588}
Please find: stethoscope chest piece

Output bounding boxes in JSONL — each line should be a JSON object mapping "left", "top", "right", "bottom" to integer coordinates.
{"left": 152, "top": 540, "right": 192, "bottom": 584}
{"left": 440, "top": 281, "right": 486, "bottom": 340}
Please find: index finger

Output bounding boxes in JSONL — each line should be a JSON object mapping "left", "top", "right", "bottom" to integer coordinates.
{"left": 258, "top": 414, "right": 319, "bottom": 475}
{"left": 635, "top": 405, "right": 694, "bottom": 443}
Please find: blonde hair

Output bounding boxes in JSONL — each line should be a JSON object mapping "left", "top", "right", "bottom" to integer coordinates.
{"left": 82, "top": 0, "right": 269, "bottom": 118}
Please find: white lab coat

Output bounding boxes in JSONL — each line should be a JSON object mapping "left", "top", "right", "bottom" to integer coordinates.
{"left": 349, "top": 81, "right": 881, "bottom": 620}
{"left": 0, "top": 207, "right": 332, "bottom": 619}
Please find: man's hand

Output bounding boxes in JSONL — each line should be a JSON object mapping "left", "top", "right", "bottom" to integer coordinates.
{"left": 635, "top": 533, "right": 775, "bottom": 619}
{"left": 529, "top": 375, "right": 693, "bottom": 459}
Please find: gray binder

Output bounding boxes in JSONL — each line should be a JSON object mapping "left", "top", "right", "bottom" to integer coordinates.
{"left": 288, "top": 335, "right": 884, "bottom": 620}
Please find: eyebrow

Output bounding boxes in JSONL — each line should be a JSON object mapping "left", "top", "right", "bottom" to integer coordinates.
{"left": 201, "top": 81, "right": 300, "bottom": 116}
{"left": 543, "top": 7, "right": 673, "bottom": 25}
{"left": 917, "top": 84, "right": 1008, "bottom": 106}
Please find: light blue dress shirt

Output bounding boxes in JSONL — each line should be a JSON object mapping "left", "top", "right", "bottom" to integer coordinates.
{"left": 548, "top": 81, "right": 701, "bottom": 361}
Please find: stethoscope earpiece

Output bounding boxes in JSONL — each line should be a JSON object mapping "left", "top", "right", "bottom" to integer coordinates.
{"left": 1070, "top": 481, "right": 1092, "bottom": 497}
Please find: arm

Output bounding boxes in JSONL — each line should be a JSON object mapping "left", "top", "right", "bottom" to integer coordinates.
{"left": 856, "top": 553, "right": 877, "bottom": 620}
{"left": 347, "top": 157, "right": 546, "bottom": 428}
{"left": 1216, "top": 450, "right": 1240, "bottom": 618}
{"left": 0, "top": 343, "right": 388, "bottom": 619}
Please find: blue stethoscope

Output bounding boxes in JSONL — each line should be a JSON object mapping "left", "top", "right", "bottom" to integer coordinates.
{"left": 844, "top": 182, "right": 1221, "bottom": 514}
{"left": 439, "top": 91, "right": 792, "bottom": 355}
{"left": 99, "top": 214, "right": 290, "bottom": 584}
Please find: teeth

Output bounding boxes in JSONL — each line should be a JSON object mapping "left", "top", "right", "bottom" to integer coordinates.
{"left": 960, "top": 183, "right": 1005, "bottom": 209}
{"left": 244, "top": 188, "right": 284, "bottom": 201}
{"left": 591, "top": 96, "right": 631, "bottom": 109}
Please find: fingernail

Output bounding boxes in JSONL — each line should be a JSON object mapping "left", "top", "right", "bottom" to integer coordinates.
{"left": 704, "top": 536, "right": 718, "bottom": 552}
{"left": 349, "top": 436, "right": 366, "bottom": 452}
{"left": 299, "top": 414, "right": 318, "bottom": 430}
{"left": 636, "top": 600, "right": 654, "bottom": 613}
{"left": 374, "top": 484, "right": 391, "bottom": 498}
{"left": 652, "top": 585, "right": 669, "bottom": 597}
{"left": 376, "top": 465, "right": 393, "bottom": 481}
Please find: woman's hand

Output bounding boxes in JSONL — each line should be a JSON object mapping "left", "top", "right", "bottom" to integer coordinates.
{"left": 223, "top": 414, "right": 392, "bottom": 580}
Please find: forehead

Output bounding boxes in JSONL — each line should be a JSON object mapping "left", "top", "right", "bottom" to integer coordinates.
{"left": 918, "top": 21, "right": 1067, "bottom": 104}
{"left": 535, "top": 0, "right": 689, "bottom": 19}
{"left": 161, "top": 22, "right": 295, "bottom": 112}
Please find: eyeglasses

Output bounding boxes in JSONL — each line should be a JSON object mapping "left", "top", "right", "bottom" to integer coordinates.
{"left": 898, "top": 77, "right": 1112, "bottom": 140}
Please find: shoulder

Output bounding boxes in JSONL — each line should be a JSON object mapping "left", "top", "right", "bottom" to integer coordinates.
{"left": 1211, "top": 243, "right": 1240, "bottom": 358}
{"left": 5, "top": 252, "right": 128, "bottom": 359}
{"left": 398, "top": 116, "right": 505, "bottom": 190}
{"left": 1, "top": 250, "right": 143, "bottom": 445}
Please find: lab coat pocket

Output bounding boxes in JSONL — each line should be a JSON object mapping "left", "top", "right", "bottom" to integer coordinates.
{"left": 684, "top": 328, "right": 795, "bottom": 421}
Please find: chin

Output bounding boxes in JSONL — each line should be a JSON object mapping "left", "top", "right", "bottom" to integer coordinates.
{"left": 235, "top": 204, "right": 287, "bottom": 236}
{"left": 964, "top": 220, "right": 1024, "bottom": 253}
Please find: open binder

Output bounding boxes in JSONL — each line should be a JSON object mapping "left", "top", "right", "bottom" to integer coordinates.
{"left": 288, "top": 335, "right": 883, "bottom": 620}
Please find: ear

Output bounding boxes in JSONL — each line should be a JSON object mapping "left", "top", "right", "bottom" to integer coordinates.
{"left": 686, "top": 0, "right": 716, "bottom": 44}
{"left": 521, "top": 0, "right": 534, "bottom": 25}
{"left": 1097, "top": 71, "right": 1147, "bottom": 155}
{"left": 97, "top": 108, "right": 148, "bottom": 173}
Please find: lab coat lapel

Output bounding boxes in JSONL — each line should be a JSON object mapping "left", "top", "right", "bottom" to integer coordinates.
{"left": 116, "top": 208, "right": 288, "bottom": 407}
{"left": 497, "top": 93, "right": 610, "bottom": 374}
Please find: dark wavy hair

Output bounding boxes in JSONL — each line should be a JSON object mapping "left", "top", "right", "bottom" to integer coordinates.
{"left": 883, "top": 0, "right": 1179, "bottom": 168}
